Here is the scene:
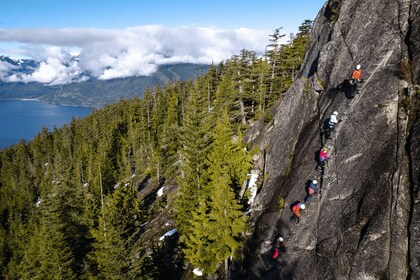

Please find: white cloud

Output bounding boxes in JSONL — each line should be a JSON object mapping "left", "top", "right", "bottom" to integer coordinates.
{"left": 0, "top": 60, "right": 15, "bottom": 79}
{"left": 0, "top": 25, "right": 270, "bottom": 85}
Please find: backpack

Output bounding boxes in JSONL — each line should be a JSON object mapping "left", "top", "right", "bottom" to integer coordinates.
{"left": 272, "top": 248, "right": 279, "bottom": 259}
{"left": 308, "top": 186, "right": 315, "bottom": 195}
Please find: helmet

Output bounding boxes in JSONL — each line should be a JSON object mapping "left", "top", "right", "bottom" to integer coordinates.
{"left": 356, "top": 64, "right": 361, "bottom": 70}
{"left": 333, "top": 111, "right": 338, "bottom": 115}
{"left": 278, "top": 237, "right": 284, "bottom": 242}
{"left": 312, "top": 180, "right": 318, "bottom": 184}
{"left": 300, "top": 204, "right": 306, "bottom": 209}
{"left": 322, "top": 147, "right": 328, "bottom": 152}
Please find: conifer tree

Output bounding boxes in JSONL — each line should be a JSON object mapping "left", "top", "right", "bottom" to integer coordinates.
{"left": 0, "top": 226, "right": 5, "bottom": 276}
{"left": 2, "top": 215, "right": 29, "bottom": 279}
{"left": 19, "top": 218, "right": 76, "bottom": 280}
{"left": 181, "top": 196, "right": 212, "bottom": 270}
{"left": 175, "top": 81, "right": 212, "bottom": 235}
{"left": 254, "top": 57, "right": 270, "bottom": 115}
{"left": 161, "top": 85, "right": 181, "bottom": 178}
{"left": 234, "top": 49, "right": 258, "bottom": 124}
{"left": 265, "top": 28, "right": 286, "bottom": 104}
{"left": 201, "top": 110, "right": 250, "bottom": 273}
{"left": 178, "top": 110, "right": 251, "bottom": 274}
{"left": 90, "top": 185, "right": 142, "bottom": 279}
{"left": 205, "top": 63, "right": 220, "bottom": 111}
{"left": 214, "top": 69, "right": 236, "bottom": 114}
{"left": 18, "top": 175, "right": 80, "bottom": 279}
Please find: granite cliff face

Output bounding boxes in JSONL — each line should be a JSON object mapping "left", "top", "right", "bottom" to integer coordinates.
{"left": 238, "top": 0, "right": 420, "bottom": 279}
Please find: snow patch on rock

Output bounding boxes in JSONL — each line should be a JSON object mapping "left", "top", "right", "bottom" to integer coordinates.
{"left": 247, "top": 170, "right": 259, "bottom": 206}
{"left": 157, "top": 187, "right": 165, "bottom": 197}
{"left": 193, "top": 268, "right": 203, "bottom": 276}
{"left": 159, "top": 228, "right": 177, "bottom": 241}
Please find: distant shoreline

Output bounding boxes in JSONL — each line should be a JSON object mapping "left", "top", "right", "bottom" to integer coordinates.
{"left": 0, "top": 98, "right": 95, "bottom": 109}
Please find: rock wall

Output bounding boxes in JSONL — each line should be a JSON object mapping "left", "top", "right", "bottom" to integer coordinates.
{"left": 239, "top": 0, "right": 420, "bottom": 279}
{"left": 409, "top": 0, "right": 420, "bottom": 84}
{"left": 409, "top": 119, "right": 420, "bottom": 279}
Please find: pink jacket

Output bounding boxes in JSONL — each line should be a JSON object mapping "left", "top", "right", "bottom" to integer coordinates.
{"left": 320, "top": 150, "right": 331, "bottom": 160}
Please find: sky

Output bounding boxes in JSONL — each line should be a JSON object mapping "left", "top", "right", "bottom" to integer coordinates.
{"left": 0, "top": 0, "right": 326, "bottom": 85}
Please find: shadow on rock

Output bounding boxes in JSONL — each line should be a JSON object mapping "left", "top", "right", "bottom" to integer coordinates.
{"left": 137, "top": 174, "right": 151, "bottom": 192}
{"left": 337, "top": 79, "right": 357, "bottom": 99}
{"left": 151, "top": 233, "right": 184, "bottom": 280}
{"left": 321, "top": 118, "right": 332, "bottom": 145}
{"left": 326, "top": 87, "right": 339, "bottom": 99}
{"left": 261, "top": 259, "right": 297, "bottom": 280}
{"left": 314, "top": 150, "right": 321, "bottom": 169}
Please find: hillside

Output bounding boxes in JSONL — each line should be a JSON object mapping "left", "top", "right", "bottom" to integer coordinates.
{"left": 237, "top": 0, "right": 420, "bottom": 279}
{"left": 0, "top": 63, "right": 208, "bottom": 107}
{"left": 0, "top": 24, "right": 312, "bottom": 277}
{"left": 1, "top": 0, "right": 420, "bottom": 279}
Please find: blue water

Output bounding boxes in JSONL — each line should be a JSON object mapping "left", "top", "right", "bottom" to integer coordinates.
{"left": 0, "top": 100, "right": 92, "bottom": 150}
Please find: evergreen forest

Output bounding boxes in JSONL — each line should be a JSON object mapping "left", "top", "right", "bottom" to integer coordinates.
{"left": 0, "top": 20, "right": 312, "bottom": 279}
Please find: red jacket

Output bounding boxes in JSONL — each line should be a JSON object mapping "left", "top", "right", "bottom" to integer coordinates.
{"left": 352, "top": 69, "right": 362, "bottom": 80}
{"left": 272, "top": 248, "right": 279, "bottom": 259}
{"left": 292, "top": 204, "right": 301, "bottom": 217}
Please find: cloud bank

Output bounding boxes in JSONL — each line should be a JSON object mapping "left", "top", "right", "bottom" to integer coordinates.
{"left": 0, "top": 26, "right": 270, "bottom": 85}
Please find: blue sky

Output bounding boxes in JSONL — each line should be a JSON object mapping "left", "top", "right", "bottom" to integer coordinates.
{"left": 0, "top": 0, "right": 326, "bottom": 84}
{"left": 0, "top": 0, "right": 325, "bottom": 30}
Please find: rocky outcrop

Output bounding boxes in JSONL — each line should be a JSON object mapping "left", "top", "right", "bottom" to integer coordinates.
{"left": 409, "top": 0, "right": 420, "bottom": 84}
{"left": 238, "top": 0, "right": 420, "bottom": 279}
{"left": 409, "top": 119, "right": 420, "bottom": 279}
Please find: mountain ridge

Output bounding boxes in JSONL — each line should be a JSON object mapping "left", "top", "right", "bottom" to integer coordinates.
{"left": 0, "top": 58, "right": 208, "bottom": 107}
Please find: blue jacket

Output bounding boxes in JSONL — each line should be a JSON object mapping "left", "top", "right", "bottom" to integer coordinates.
{"left": 309, "top": 182, "right": 318, "bottom": 193}
{"left": 329, "top": 114, "right": 338, "bottom": 128}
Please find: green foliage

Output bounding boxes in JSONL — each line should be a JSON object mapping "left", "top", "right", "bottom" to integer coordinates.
{"left": 194, "top": 111, "right": 251, "bottom": 273}
{"left": 330, "top": 9, "right": 340, "bottom": 21}
{"left": 316, "top": 75, "right": 326, "bottom": 90}
{"left": 400, "top": 58, "right": 413, "bottom": 85}
{"left": 264, "top": 21, "right": 313, "bottom": 107}
{"left": 175, "top": 81, "right": 212, "bottom": 236}
{"left": 328, "top": 0, "right": 342, "bottom": 22}
{"left": 304, "top": 78, "right": 311, "bottom": 96}
{"left": 263, "top": 110, "right": 274, "bottom": 124}
{"left": 90, "top": 186, "right": 142, "bottom": 279}
{"left": 400, "top": 97, "right": 413, "bottom": 112}
{"left": 278, "top": 197, "right": 285, "bottom": 210}
{"left": 0, "top": 18, "right": 315, "bottom": 278}
{"left": 284, "top": 154, "right": 294, "bottom": 177}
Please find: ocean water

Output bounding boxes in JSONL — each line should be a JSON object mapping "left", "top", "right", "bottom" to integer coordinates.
{"left": 0, "top": 100, "right": 92, "bottom": 150}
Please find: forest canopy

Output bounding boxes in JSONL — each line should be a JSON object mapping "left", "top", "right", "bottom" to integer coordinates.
{"left": 0, "top": 20, "right": 312, "bottom": 278}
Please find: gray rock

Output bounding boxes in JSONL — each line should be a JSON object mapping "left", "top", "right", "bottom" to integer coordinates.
{"left": 409, "top": 119, "right": 420, "bottom": 279}
{"left": 409, "top": 0, "right": 420, "bottom": 84}
{"left": 237, "top": 0, "right": 420, "bottom": 279}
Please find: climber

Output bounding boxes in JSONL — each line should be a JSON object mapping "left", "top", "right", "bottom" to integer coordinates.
{"left": 272, "top": 236, "right": 287, "bottom": 265}
{"left": 351, "top": 64, "right": 363, "bottom": 84}
{"left": 304, "top": 180, "right": 319, "bottom": 203}
{"left": 290, "top": 201, "right": 305, "bottom": 224}
{"left": 324, "top": 111, "right": 342, "bottom": 139}
{"left": 316, "top": 146, "right": 332, "bottom": 171}
{"left": 272, "top": 236, "right": 285, "bottom": 259}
